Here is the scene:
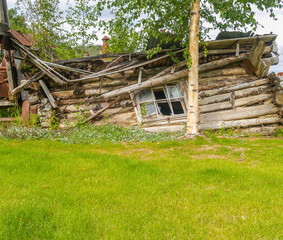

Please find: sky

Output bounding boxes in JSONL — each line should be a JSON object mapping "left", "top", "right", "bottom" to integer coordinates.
{"left": 7, "top": 0, "right": 283, "bottom": 73}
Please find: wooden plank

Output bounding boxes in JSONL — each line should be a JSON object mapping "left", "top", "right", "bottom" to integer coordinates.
{"left": 199, "top": 93, "right": 271, "bottom": 113}
{"left": 4, "top": 51, "right": 15, "bottom": 95}
{"left": 199, "top": 85, "right": 270, "bottom": 106}
{"left": 0, "top": 101, "right": 15, "bottom": 107}
{"left": 199, "top": 104, "right": 279, "bottom": 123}
{"left": 39, "top": 80, "right": 58, "bottom": 108}
{"left": 199, "top": 78, "right": 269, "bottom": 98}
{"left": 204, "top": 34, "right": 277, "bottom": 50}
{"left": 200, "top": 116, "right": 279, "bottom": 130}
{"left": 11, "top": 80, "right": 31, "bottom": 96}
{"left": 83, "top": 95, "right": 126, "bottom": 123}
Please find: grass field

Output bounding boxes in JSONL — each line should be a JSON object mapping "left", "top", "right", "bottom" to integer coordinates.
{"left": 0, "top": 137, "right": 282, "bottom": 239}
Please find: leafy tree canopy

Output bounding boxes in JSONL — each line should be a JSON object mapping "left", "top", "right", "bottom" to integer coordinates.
{"left": 8, "top": 8, "right": 29, "bottom": 34}
{"left": 95, "top": 0, "right": 283, "bottom": 53}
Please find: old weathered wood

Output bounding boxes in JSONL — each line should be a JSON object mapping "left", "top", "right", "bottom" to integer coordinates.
{"left": 130, "top": 92, "right": 142, "bottom": 124}
{"left": 11, "top": 80, "right": 31, "bottom": 96}
{"left": 249, "top": 39, "right": 266, "bottom": 68}
{"left": 199, "top": 104, "right": 279, "bottom": 123}
{"left": 39, "top": 80, "right": 58, "bottom": 108}
{"left": 199, "top": 68, "right": 247, "bottom": 79}
{"left": 0, "top": 100, "right": 15, "bottom": 107}
{"left": 29, "top": 95, "right": 39, "bottom": 105}
{"left": 199, "top": 78, "right": 269, "bottom": 98}
{"left": 4, "top": 51, "right": 15, "bottom": 100}
{"left": 200, "top": 116, "right": 279, "bottom": 130}
{"left": 275, "top": 91, "right": 283, "bottom": 105}
{"left": 44, "top": 61, "right": 94, "bottom": 74}
{"left": 99, "top": 55, "right": 247, "bottom": 100}
{"left": 236, "top": 43, "right": 240, "bottom": 56}
{"left": 83, "top": 95, "right": 126, "bottom": 123}
{"left": 199, "top": 93, "right": 271, "bottom": 113}
{"left": 200, "top": 85, "right": 270, "bottom": 105}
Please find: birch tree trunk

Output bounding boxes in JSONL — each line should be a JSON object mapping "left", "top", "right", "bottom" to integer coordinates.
{"left": 186, "top": 0, "right": 200, "bottom": 136}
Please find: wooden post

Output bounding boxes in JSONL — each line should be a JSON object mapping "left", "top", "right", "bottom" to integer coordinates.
{"left": 4, "top": 51, "right": 15, "bottom": 100}
{"left": 186, "top": 0, "right": 200, "bottom": 137}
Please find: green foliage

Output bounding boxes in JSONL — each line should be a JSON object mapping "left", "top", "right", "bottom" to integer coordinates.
{"left": 95, "top": 0, "right": 283, "bottom": 53}
{"left": 16, "top": 0, "right": 66, "bottom": 60}
{"left": 0, "top": 124, "right": 182, "bottom": 143}
{"left": 66, "top": 0, "right": 98, "bottom": 57}
{"left": 8, "top": 8, "right": 29, "bottom": 33}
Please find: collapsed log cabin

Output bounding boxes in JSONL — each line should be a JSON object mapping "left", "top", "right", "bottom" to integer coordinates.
{"left": 1, "top": 33, "right": 283, "bottom": 134}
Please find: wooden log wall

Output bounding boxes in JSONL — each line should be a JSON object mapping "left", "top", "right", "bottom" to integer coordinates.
{"left": 142, "top": 69, "right": 283, "bottom": 132}
{"left": 25, "top": 40, "right": 282, "bottom": 133}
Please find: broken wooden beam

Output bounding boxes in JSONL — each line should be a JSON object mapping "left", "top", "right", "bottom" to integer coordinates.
{"left": 11, "top": 80, "right": 31, "bottom": 96}
{"left": 83, "top": 95, "right": 125, "bottom": 123}
{"left": 39, "top": 80, "right": 58, "bottom": 108}
{"left": 99, "top": 54, "right": 248, "bottom": 100}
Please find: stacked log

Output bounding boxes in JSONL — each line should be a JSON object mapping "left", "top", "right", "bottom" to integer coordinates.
{"left": 23, "top": 36, "right": 282, "bottom": 133}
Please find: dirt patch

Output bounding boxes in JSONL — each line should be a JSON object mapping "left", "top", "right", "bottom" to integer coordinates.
{"left": 192, "top": 154, "right": 226, "bottom": 160}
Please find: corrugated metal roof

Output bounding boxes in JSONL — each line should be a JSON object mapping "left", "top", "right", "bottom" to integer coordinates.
{"left": 8, "top": 30, "right": 32, "bottom": 46}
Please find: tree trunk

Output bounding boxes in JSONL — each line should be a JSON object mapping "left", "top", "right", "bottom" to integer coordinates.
{"left": 186, "top": 0, "right": 200, "bottom": 136}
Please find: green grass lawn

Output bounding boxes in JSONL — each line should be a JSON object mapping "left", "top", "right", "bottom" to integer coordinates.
{"left": 0, "top": 137, "right": 282, "bottom": 239}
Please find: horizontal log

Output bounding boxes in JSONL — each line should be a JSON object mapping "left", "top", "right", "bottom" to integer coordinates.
{"left": 0, "top": 117, "right": 17, "bottom": 122}
{"left": 141, "top": 115, "right": 279, "bottom": 131}
{"left": 99, "top": 54, "right": 248, "bottom": 100}
{"left": 200, "top": 104, "right": 279, "bottom": 123}
{"left": 275, "top": 91, "right": 283, "bottom": 105}
{"left": 199, "top": 68, "right": 246, "bottom": 79}
{"left": 0, "top": 100, "right": 14, "bottom": 107}
{"left": 200, "top": 116, "right": 279, "bottom": 130}
{"left": 200, "top": 85, "right": 270, "bottom": 105}
{"left": 199, "top": 76, "right": 256, "bottom": 91}
{"left": 52, "top": 88, "right": 112, "bottom": 99}
{"left": 199, "top": 93, "right": 272, "bottom": 113}
{"left": 199, "top": 78, "right": 269, "bottom": 98}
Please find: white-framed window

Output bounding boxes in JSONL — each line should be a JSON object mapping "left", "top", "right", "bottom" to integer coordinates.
{"left": 136, "top": 82, "right": 186, "bottom": 119}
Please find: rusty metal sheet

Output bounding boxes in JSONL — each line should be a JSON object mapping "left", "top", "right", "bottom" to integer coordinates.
{"left": 0, "top": 82, "right": 9, "bottom": 98}
{"left": 8, "top": 30, "right": 31, "bottom": 46}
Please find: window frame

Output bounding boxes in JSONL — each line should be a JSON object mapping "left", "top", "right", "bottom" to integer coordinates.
{"left": 135, "top": 82, "right": 187, "bottom": 122}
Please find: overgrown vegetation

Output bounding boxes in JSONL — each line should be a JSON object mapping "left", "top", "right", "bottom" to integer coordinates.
{"left": 0, "top": 137, "right": 282, "bottom": 239}
{"left": 0, "top": 124, "right": 183, "bottom": 143}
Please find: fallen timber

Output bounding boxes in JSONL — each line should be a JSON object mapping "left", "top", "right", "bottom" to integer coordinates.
{"left": 99, "top": 54, "right": 248, "bottom": 100}
{"left": 4, "top": 33, "right": 282, "bottom": 134}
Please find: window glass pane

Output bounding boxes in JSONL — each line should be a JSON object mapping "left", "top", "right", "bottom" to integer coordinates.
{"left": 140, "top": 89, "right": 153, "bottom": 102}
{"left": 153, "top": 89, "right": 167, "bottom": 100}
{"left": 142, "top": 103, "right": 157, "bottom": 116}
{"left": 157, "top": 102, "right": 172, "bottom": 116}
{"left": 168, "top": 84, "right": 183, "bottom": 98}
{"left": 171, "top": 101, "right": 184, "bottom": 114}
